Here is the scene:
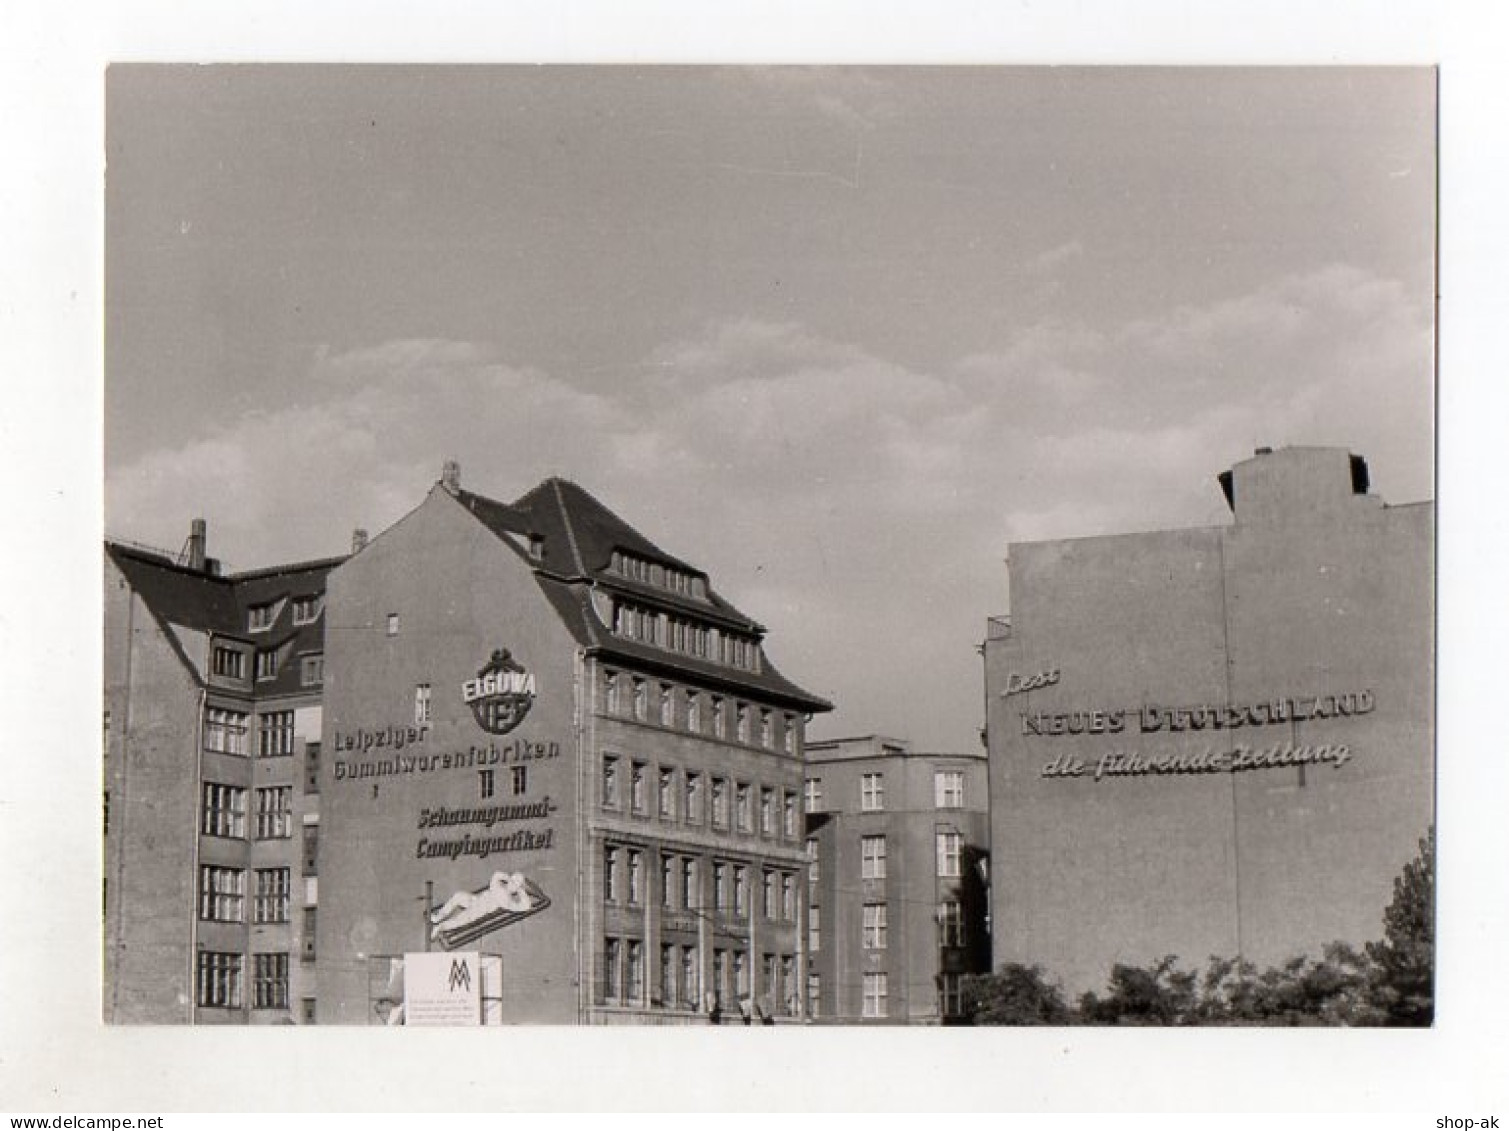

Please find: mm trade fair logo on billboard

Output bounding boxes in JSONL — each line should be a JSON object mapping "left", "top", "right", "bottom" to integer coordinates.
{"left": 462, "top": 647, "right": 537, "bottom": 735}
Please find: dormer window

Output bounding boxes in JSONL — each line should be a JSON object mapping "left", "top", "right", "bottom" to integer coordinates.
{"left": 255, "top": 650, "right": 279, "bottom": 682}
{"left": 248, "top": 603, "right": 278, "bottom": 632}
{"left": 291, "top": 596, "right": 323, "bottom": 625}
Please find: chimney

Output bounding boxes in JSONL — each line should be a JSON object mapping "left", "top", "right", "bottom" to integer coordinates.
{"left": 441, "top": 460, "right": 462, "bottom": 496}
{"left": 186, "top": 518, "right": 207, "bottom": 572}
{"left": 352, "top": 528, "right": 369, "bottom": 554}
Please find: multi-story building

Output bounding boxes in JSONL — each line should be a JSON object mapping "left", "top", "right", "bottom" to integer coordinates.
{"left": 982, "top": 446, "right": 1434, "bottom": 994}
{"left": 104, "top": 522, "right": 339, "bottom": 1023}
{"left": 802, "top": 736, "right": 990, "bottom": 1024}
{"left": 316, "top": 464, "right": 831, "bottom": 1024}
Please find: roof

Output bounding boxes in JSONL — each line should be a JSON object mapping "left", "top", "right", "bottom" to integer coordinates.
{"left": 106, "top": 541, "right": 343, "bottom": 696}
{"left": 449, "top": 477, "right": 832, "bottom": 713}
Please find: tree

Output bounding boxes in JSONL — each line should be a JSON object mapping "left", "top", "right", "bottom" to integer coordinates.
{"left": 1367, "top": 827, "right": 1435, "bottom": 1026}
{"left": 1078, "top": 955, "right": 1198, "bottom": 1026}
{"left": 962, "top": 963, "right": 1072, "bottom": 1025}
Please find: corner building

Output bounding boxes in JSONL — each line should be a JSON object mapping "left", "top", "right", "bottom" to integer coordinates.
{"left": 982, "top": 447, "right": 1433, "bottom": 994}
{"left": 104, "top": 525, "right": 337, "bottom": 1023}
{"left": 803, "top": 737, "right": 990, "bottom": 1024}
{"left": 317, "top": 467, "right": 830, "bottom": 1024}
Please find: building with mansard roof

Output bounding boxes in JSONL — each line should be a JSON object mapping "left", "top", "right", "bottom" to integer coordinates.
{"left": 316, "top": 463, "right": 831, "bottom": 1024}
{"left": 104, "top": 523, "right": 341, "bottom": 1023}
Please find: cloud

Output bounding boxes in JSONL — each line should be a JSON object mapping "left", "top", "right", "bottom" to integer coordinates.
{"left": 106, "top": 262, "right": 1433, "bottom": 750}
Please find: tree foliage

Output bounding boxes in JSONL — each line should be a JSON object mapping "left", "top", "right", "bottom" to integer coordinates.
{"left": 965, "top": 829, "right": 1434, "bottom": 1027}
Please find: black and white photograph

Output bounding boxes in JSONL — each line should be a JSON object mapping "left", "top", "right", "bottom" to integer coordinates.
{"left": 5, "top": 0, "right": 1509, "bottom": 1116}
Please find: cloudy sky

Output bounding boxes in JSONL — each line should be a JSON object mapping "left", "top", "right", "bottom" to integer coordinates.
{"left": 105, "top": 66, "right": 1436, "bottom": 754}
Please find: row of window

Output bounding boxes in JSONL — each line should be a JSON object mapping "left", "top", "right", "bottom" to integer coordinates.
{"left": 601, "top": 670, "right": 797, "bottom": 753}
{"left": 809, "top": 973, "right": 963, "bottom": 1019}
{"left": 211, "top": 646, "right": 323, "bottom": 687}
{"left": 803, "top": 899, "right": 965, "bottom": 954}
{"left": 851, "top": 833, "right": 963, "bottom": 880}
{"left": 196, "top": 951, "right": 290, "bottom": 1010}
{"left": 199, "top": 865, "right": 299, "bottom": 923}
{"left": 600, "top": 937, "right": 799, "bottom": 1015}
{"left": 204, "top": 708, "right": 302, "bottom": 757}
{"left": 603, "top": 844, "right": 799, "bottom": 921}
{"left": 601, "top": 755, "right": 801, "bottom": 840}
{"left": 202, "top": 784, "right": 295, "bottom": 840}
{"left": 608, "top": 598, "right": 761, "bottom": 674}
{"left": 803, "top": 769, "right": 967, "bottom": 814}
{"left": 609, "top": 550, "right": 708, "bottom": 602}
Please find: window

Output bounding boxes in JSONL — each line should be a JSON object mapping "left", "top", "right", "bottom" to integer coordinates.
{"left": 631, "top": 762, "right": 647, "bottom": 814}
{"left": 684, "top": 772, "right": 702, "bottom": 824}
{"left": 660, "top": 944, "right": 676, "bottom": 1008}
{"left": 759, "top": 787, "right": 775, "bottom": 836}
{"left": 253, "top": 953, "right": 289, "bottom": 1010}
{"left": 602, "top": 755, "right": 620, "bottom": 808}
{"left": 680, "top": 858, "right": 697, "bottom": 911}
{"left": 759, "top": 710, "right": 773, "bottom": 748}
{"left": 736, "top": 703, "right": 750, "bottom": 744}
{"left": 863, "top": 972, "right": 889, "bottom": 1018}
{"left": 254, "top": 786, "right": 292, "bottom": 839}
{"left": 604, "top": 670, "right": 621, "bottom": 715}
{"left": 257, "top": 710, "right": 294, "bottom": 758}
{"left": 686, "top": 692, "right": 701, "bottom": 734}
{"left": 780, "top": 954, "right": 795, "bottom": 1013}
{"left": 808, "top": 972, "right": 821, "bottom": 1019}
{"left": 212, "top": 646, "right": 245, "bottom": 680}
{"left": 248, "top": 603, "right": 277, "bottom": 632}
{"left": 733, "top": 950, "right": 748, "bottom": 996}
{"left": 291, "top": 596, "right": 322, "bottom": 625}
{"left": 662, "top": 855, "right": 677, "bottom": 909}
{"left": 626, "top": 940, "right": 644, "bottom": 1001}
{"left": 763, "top": 953, "right": 778, "bottom": 1003}
{"left": 302, "top": 907, "right": 317, "bottom": 962}
{"left": 304, "top": 742, "right": 321, "bottom": 793}
{"left": 255, "top": 650, "right": 278, "bottom": 681}
{"left": 783, "top": 791, "right": 798, "bottom": 838}
{"left": 385, "top": 613, "right": 399, "bottom": 637}
{"left": 479, "top": 769, "right": 495, "bottom": 799}
{"left": 809, "top": 905, "right": 821, "bottom": 952}
{"left": 711, "top": 777, "right": 728, "bottom": 827}
{"left": 204, "top": 708, "right": 249, "bottom": 756}
{"left": 735, "top": 782, "right": 751, "bottom": 832}
{"left": 937, "top": 832, "right": 962, "bottom": 878}
{"left": 713, "top": 863, "right": 728, "bottom": 911}
{"left": 711, "top": 696, "right": 726, "bottom": 739}
{"left": 414, "top": 684, "right": 432, "bottom": 725}
{"left": 254, "top": 868, "right": 291, "bottom": 924}
{"left": 762, "top": 869, "right": 777, "bottom": 918}
{"left": 935, "top": 770, "right": 965, "bottom": 809}
{"left": 939, "top": 900, "right": 964, "bottom": 948}
{"left": 863, "top": 902, "right": 888, "bottom": 950}
{"left": 631, "top": 678, "right": 648, "bottom": 721}
{"left": 861, "top": 772, "right": 885, "bottom": 812}
{"left": 658, "top": 768, "right": 675, "bottom": 819}
{"left": 196, "top": 952, "right": 243, "bottom": 1009}
{"left": 199, "top": 866, "right": 244, "bottom": 922}
{"left": 300, "top": 654, "right": 324, "bottom": 688}
{"left": 806, "top": 837, "right": 820, "bottom": 885}
{"left": 202, "top": 783, "right": 246, "bottom": 838}
{"left": 861, "top": 835, "right": 887, "bottom": 880}
{"left": 659, "top": 684, "right": 674, "bottom": 727}
{"left": 302, "top": 823, "right": 319, "bottom": 876}
{"left": 733, "top": 866, "right": 748, "bottom": 915}
{"left": 714, "top": 949, "right": 730, "bottom": 1003}
{"left": 783, "top": 714, "right": 797, "bottom": 755}
{"left": 940, "top": 973, "right": 964, "bottom": 1018}
{"left": 781, "top": 873, "right": 795, "bottom": 921}
{"left": 603, "top": 938, "right": 622, "bottom": 1002}
{"left": 627, "top": 850, "right": 643, "bottom": 905}
{"left": 510, "top": 765, "right": 527, "bottom": 796}
{"left": 804, "top": 777, "right": 823, "bottom": 813}
{"left": 302, "top": 998, "right": 317, "bottom": 1024}
{"left": 604, "top": 847, "right": 620, "bottom": 903}
{"left": 681, "top": 946, "right": 699, "bottom": 1008}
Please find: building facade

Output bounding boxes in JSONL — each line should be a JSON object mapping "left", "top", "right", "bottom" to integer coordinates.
{"left": 316, "top": 465, "right": 831, "bottom": 1024}
{"left": 802, "top": 736, "right": 990, "bottom": 1024}
{"left": 982, "top": 447, "right": 1434, "bottom": 994}
{"left": 104, "top": 523, "right": 338, "bottom": 1023}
